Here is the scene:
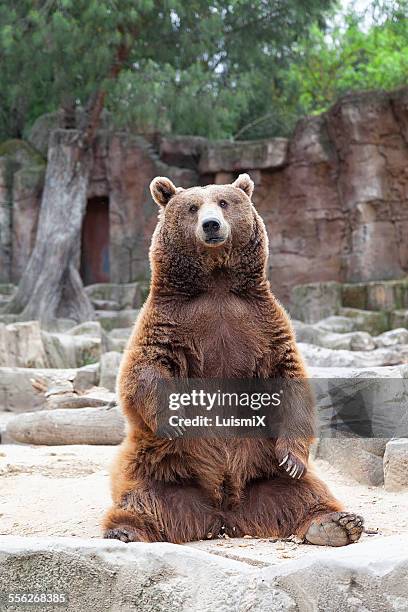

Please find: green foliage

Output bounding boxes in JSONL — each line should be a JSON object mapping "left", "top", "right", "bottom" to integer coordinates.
{"left": 0, "top": 0, "right": 333, "bottom": 141}
{"left": 0, "top": 0, "right": 406, "bottom": 142}
{"left": 286, "top": 0, "right": 408, "bottom": 116}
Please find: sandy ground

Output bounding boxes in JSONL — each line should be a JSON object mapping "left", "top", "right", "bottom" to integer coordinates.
{"left": 1, "top": 443, "right": 407, "bottom": 566}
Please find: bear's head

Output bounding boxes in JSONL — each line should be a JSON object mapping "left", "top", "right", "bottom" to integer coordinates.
{"left": 149, "top": 174, "right": 269, "bottom": 294}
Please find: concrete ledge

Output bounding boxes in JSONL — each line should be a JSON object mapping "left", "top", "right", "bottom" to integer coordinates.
{"left": 0, "top": 535, "right": 407, "bottom": 611}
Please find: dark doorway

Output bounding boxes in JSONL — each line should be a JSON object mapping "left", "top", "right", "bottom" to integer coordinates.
{"left": 80, "top": 196, "right": 110, "bottom": 285}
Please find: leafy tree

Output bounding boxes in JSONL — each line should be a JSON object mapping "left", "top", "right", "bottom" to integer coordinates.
{"left": 284, "top": 0, "right": 408, "bottom": 117}
{"left": 0, "top": 0, "right": 335, "bottom": 142}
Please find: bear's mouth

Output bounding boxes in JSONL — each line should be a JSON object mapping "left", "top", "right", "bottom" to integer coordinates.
{"left": 205, "top": 236, "right": 226, "bottom": 245}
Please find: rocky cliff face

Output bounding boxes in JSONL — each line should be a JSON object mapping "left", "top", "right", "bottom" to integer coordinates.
{"left": 255, "top": 88, "right": 408, "bottom": 303}
{"left": 0, "top": 87, "right": 407, "bottom": 305}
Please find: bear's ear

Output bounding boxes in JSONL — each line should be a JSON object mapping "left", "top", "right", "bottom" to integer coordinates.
{"left": 150, "top": 176, "right": 178, "bottom": 207}
{"left": 232, "top": 173, "right": 254, "bottom": 199}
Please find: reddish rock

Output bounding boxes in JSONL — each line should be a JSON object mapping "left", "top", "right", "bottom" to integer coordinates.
{"left": 3, "top": 87, "right": 408, "bottom": 307}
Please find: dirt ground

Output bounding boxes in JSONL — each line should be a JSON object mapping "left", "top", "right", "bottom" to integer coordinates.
{"left": 1, "top": 443, "right": 407, "bottom": 565}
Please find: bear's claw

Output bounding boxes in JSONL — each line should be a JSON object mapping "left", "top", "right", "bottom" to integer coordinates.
{"left": 278, "top": 452, "right": 305, "bottom": 479}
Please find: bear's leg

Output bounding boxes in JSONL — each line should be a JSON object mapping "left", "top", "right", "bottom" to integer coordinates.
{"left": 225, "top": 470, "right": 363, "bottom": 546}
{"left": 103, "top": 481, "right": 223, "bottom": 544}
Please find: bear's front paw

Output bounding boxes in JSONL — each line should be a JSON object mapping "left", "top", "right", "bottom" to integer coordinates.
{"left": 278, "top": 452, "right": 306, "bottom": 479}
{"left": 156, "top": 420, "right": 186, "bottom": 440}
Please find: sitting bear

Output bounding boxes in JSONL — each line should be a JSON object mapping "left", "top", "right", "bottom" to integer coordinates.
{"left": 103, "top": 174, "right": 363, "bottom": 547}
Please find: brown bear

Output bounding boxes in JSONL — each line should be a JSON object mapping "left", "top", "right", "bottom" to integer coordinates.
{"left": 102, "top": 173, "right": 364, "bottom": 547}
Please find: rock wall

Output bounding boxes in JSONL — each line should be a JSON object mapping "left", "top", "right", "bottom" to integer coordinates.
{"left": 1, "top": 87, "right": 407, "bottom": 305}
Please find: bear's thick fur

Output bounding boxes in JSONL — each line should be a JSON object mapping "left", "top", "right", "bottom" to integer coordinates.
{"left": 103, "top": 174, "right": 363, "bottom": 547}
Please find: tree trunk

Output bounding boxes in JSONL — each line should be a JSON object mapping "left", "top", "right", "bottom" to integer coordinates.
{"left": 4, "top": 129, "right": 95, "bottom": 326}
{"left": 5, "top": 405, "right": 125, "bottom": 445}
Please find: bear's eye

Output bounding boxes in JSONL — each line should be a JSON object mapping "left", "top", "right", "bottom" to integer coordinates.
{"left": 219, "top": 200, "right": 228, "bottom": 209}
{"left": 189, "top": 204, "right": 198, "bottom": 213}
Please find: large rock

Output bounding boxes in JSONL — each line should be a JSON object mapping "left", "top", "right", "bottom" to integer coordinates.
{"left": 293, "top": 321, "right": 375, "bottom": 351}
{"left": 375, "top": 328, "right": 408, "bottom": 347}
{"left": 199, "top": 138, "right": 288, "bottom": 173}
{"left": 339, "top": 308, "right": 390, "bottom": 335}
{"left": 0, "top": 321, "right": 48, "bottom": 368}
{"left": 41, "top": 331, "right": 102, "bottom": 369}
{"left": 0, "top": 159, "right": 12, "bottom": 284}
{"left": 84, "top": 282, "right": 148, "bottom": 310}
{"left": 0, "top": 535, "right": 407, "bottom": 612}
{"left": 0, "top": 320, "right": 103, "bottom": 369}
{"left": 159, "top": 136, "right": 207, "bottom": 169}
{"left": 0, "top": 364, "right": 99, "bottom": 412}
{"left": 391, "top": 309, "right": 408, "bottom": 328}
{"left": 99, "top": 351, "right": 122, "bottom": 392}
{"left": 342, "top": 279, "right": 408, "bottom": 312}
{"left": 5, "top": 87, "right": 408, "bottom": 302}
{"left": 290, "top": 282, "right": 341, "bottom": 323}
{"left": 310, "top": 364, "right": 408, "bottom": 484}
{"left": 317, "top": 438, "right": 386, "bottom": 486}
{"left": 299, "top": 342, "right": 408, "bottom": 368}
{"left": 384, "top": 438, "right": 408, "bottom": 491}
{"left": 95, "top": 309, "right": 139, "bottom": 331}
{"left": 11, "top": 164, "right": 44, "bottom": 282}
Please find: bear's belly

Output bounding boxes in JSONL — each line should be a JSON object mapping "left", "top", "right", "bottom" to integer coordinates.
{"left": 200, "top": 326, "right": 261, "bottom": 378}
{"left": 187, "top": 295, "right": 270, "bottom": 378}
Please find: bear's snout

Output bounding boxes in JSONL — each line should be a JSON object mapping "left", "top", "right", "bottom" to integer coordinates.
{"left": 202, "top": 217, "right": 221, "bottom": 234}
{"left": 197, "top": 205, "right": 229, "bottom": 247}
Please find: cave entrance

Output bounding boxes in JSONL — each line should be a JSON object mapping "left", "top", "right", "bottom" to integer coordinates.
{"left": 80, "top": 196, "right": 110, "bottom": 285}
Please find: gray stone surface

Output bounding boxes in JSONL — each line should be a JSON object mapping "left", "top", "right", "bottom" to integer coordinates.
{"left": 199, "top": 137, "right": 288, "bottom": 173}
{"left": 339, "top": 308, "right": 390, "bottom": 336}
{"left": 0, "top": 321, "right": 104, "bottom": 369}
{"left": 384, "top": 438, "right": 408, "bottom": 491}
{"left": 299, "top": 342, "right": 408, "bottom": 368}
{"left": 95, "top": 309, "right": 139, "bottom": 331}
{"left": 293, "top": 321, "right": 375, "bottom": 351}
{"left": 0, "top": 364, "right": 99, "bottom": 412}
{"left": 317, "top": 438, "right": 386, "bottom": 486}
{"left": 375, "top": 328, "right": 408, "bottom": 347}
{"left": 0, "top": 535, "right": 407, "bottom": 612}
{"left": 84, "top": 282, "right": 148, "bottom": 310}
{"left": 0, "top": 321, "right": 48, "bottom": 368}
{"left": 290, "top": 282, "right": 341, "bottom": 323}
{"left": 99, "top": 351, "right": 122, "bottom": 392}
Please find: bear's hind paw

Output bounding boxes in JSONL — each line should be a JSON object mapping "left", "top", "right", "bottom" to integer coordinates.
{"left": 104, "top": 526, "right": 140, "bottom": 543}
{"left": 304, "top": 511, "right": 364, "bottom": 547}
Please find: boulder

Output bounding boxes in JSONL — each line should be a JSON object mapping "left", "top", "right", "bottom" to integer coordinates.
{"left": 199, "top": 138, "right": 288, "bottom": 173}
{"left": 290, "top": 282, "right": 341, "bottom": 323}
{"left": 391, "top": 309, "right": 408, "bottom": 329}
{"left": 342, "top": 279, "right": 408, "bottom": 312}
{"left": 84, "top": 282, "right": 148, "bottom": 310}
{"left": 310, "top": 364, "right": 408, "bottom": 483}
{"left": 95, "top": 309, "right": 139, "bottom": 331}
{"left": 299, "top": 342, "right": 408, "bottom": 368}
{"left": 293, "top": 321, "right": 375, "bottom": 351}
{"left": 314, "top": 316, "right": 355, "bottom": 334}
{"left": 41, "top": 331, "right": 101, "bottom": 369}
{"left": 100, "top": 351, "right": 122, "bottom": 392}
{"left": 317, "top": 438, "right": 386, "bottom": 486}
{"left": 0, "top": 364, "right": 99, "bottom": 412}
{"left": 159, "top": 136, "right": 207, "bottom": 169}
{"left": 384, "top": 438, "right": 408, "bottom": 491}
{"left": 339, "top": 308, "right": 390, "bottom": 335}
{"left": 0, "top": 535, "right": 407, "bottom": 612}
{"left": 0, "top": 321, "right": 48, "bottom": 368}
{"left": 375, "top": 328, "right": 408, "bottom": 347}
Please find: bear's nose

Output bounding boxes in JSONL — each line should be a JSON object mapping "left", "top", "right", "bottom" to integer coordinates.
{"left": 202, "top": 218, "right": 221, "bottom": 233}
